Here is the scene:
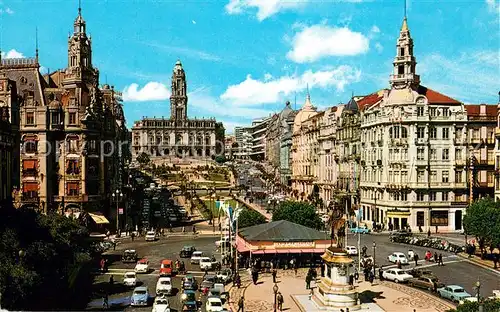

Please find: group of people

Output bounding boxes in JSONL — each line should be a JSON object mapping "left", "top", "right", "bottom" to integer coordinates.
{"left": 424, "top": 251, "right": 445, "bottom": 266}
{"left": 175, "top": 259, "right": 186, "bottom": 274}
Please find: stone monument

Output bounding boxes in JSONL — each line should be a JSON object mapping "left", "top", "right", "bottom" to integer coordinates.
{"left": 313, "top": 246, "right": 361, "bottom": 311}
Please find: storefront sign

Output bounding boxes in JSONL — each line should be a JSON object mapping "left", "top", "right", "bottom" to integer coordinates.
{"left": 274, "top": 242, "right": 315, "bottom": 249}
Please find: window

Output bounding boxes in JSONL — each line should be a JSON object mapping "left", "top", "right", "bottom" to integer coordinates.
{"left": 417, "top": 107, "right": 424, "bottom": 117}
{"left": 69, "top": 112, "right": 77, "bottom": 125}
{"left": 431, "top": 171, "right": 437, "bottom": 182}
{"left": 429, "top": 192, "right": 436, "bottom": 201}
{"left": 442, "top": 192, "right": 449, "bottom": 201}
{"left": 442, "top": 108, "right": 449, "bottom": 116}
{"left": 401, "top": 191, "right": 408, "bottom": 201}
{"left": 456, "top": 127, "right": 463, "bottom": 140}
{"left": 401, "top": 127, "right": 408, "bottom": 138}
{"left": 26, "top": 112, "right": 35, "bottom": 125}
{"left": 88, "top": 140, "right": 98, "bottom": 154}
{"left": 455, "top": 170, "right": 463, "bottom": 183}
{"left": 417, "top": 192, "right": 425, "bottom": 201}
{"left": 66, "top": 182, "right": 80, "bottom": 196}
{"left": 398, "top": 66, "right": 404, "bottom": 75}
{"left": 401, "top": 171, "right": 408, "bottom": 183}
{"left": 416, "top": 211, "right": 425, "bottom": 226}
{"left": 417, "top": 170, "right": 425, "bottom": 183}
{"left": 51, "top": 112, "right": 60, "bottom": 125}
{"left": 417, "top": 148, "right": 425, "bottom": 160}
{"left": 431, "top": 211, "right": 448, "bottom": 226}
{"left": 429, "top": 127, "right": 437, "bottom": 139}
{"left": 22, "top": 182, "right": 38, "bottom": 198}
{"left": 429, "top": 108, "right": 437, "bottom": 117}
{"left": 400, "top": 47, "right": 405, "bottom": 56}
{"left": 417, "top": 127, "right": 425, "bottom": 139}
{"left": 488, "top": 171, "right": 494, "bottom": 184}
{"left": 22, "top": 160, "right": 38, "bottom": 177}
{"left": 442, "top": 128, "right": 449, "bottom": 139}
{"left": 430, "top": 149, "right": 437, "bottom": 160}
{"left": 456, "top": 148, "right": 462, "bottom": 160}
{"left": 68, "top": 138, "right": 79, "bottom": 153}
{"left": 66, "top": 160, "right": 80, "bottom": 174}
{"left": 443, "top": 148, "right": 449, "bottom": 160}
{"left": 442, "top": 171, "right": 449, "bottom": 183}
{"left": 24, "top": 140, "right": 38, "bottom": 154}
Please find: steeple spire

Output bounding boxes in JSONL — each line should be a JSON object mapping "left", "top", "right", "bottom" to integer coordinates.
{"left": 35, "top": 27, "right": 39, "bottom": 61}
{"left": 78, "top": 0, "right": 82, "bottom": 15}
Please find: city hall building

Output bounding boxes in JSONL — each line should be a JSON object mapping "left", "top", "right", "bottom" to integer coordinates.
{"left": 131, "top": 61, "right": 224, "bottom": 160}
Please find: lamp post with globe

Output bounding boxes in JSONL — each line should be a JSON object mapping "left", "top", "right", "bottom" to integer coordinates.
{"left": 273, "top": 283, "right": 279, "bottom": 312}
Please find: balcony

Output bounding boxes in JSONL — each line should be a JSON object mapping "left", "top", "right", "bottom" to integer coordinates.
{"left": 22, "top": 195, "right": 39, "bottom": 203}
{"left": 415, "top": 138, "right": 428, "bottom": 145}
{"left": 455, "top": 160, "right": 466, "bottom": 166}
{"left": 22, "top": 169, "right": 38, "bottom": 178}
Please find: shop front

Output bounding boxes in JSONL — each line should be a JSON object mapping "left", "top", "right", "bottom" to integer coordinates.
{"left": 236, "top": 220, "right": 331, "bottom": 269}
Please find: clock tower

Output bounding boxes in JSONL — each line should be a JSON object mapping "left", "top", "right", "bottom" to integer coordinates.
{"left": 170, "top": 60, "right": 188, "bottom": 121}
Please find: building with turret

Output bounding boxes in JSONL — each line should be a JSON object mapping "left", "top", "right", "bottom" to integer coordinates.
{"left": 131, "top": 61, "right": 224, "bottom": 161}
{"left": 0, "top": 6, "right": 130, "bottom": 226}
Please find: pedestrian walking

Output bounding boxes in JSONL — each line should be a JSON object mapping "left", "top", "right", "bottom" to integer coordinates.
{"left": 305, "top": 274, "right": 311, "bottom": 289}
{"left": 427, "top": 228, "right": 431, "bottom": 237}
{"left": 397, "top": 260, "right": 402, "bottom": 269}
{"left": 238, "top": 296, "right": 244, "bottom": 312}
{"left": 434, "top": 252, "right": 438, "bottom": 263}
{"left": 131, "top": 232, "right": 135, "bottom": 241}
{"left": 109, "top": 275, "right": 114, "bottom": 287}
{"left": 414, "top": 253, "right": 419, "bottom": 266}
{"left": 272, "top": 268, "right": 277, "bottom": 283}
{"left": 277, "top": 292, "right": 284, "bottom": 311}
{"left": 102, "top": 293, "right": 109, "bottom": 310}
{"left": 438, "top": 254, "right": 444, "bottom": 266}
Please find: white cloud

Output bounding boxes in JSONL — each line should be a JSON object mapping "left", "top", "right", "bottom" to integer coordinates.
{"left": 1, "top": 49, "right": 24, "bottom": 59}
{"left": 192, "top": 20, "right": 197, "bottom": 24}
{"left": 486, "top": 0, "right": 499, "bottom": 11}
{"left": 225, "top": 0, "right": 308, "bottom": 21}
{"left": 419, "top": 51, "right": 499, "bottom": 103}
{"left": 370, "top": 25, "right": 380, "bottom": 33}
{"left": 375, "top": 42, "right": 383, "bottom": 53}
{"left": 5, "top": 7, "right": 13, "bottom": 14}
{"left": 287, "top": 24, "right": 369, "bottom": 63}
{"left": 123, "top": 82, "right": 171, "bottom": 102}
{"left": 220, "top": 66, "right": 361, "bottom": 105}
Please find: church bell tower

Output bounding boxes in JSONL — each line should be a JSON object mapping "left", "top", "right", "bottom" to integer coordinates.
{"left": 170, "top": 60, "right": 188, "bottom": 121}
{"left": 389, "top": 17, "right": 420, "bottom": 89}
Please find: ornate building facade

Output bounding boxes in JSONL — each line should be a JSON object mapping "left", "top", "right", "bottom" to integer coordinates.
{"left": 358, "top": 17, "right": 496, "bottom": 232}
{"left": 131, "top": 61, "right": 224, "bottom": 160}
{"left": 0, "top": 8, "right": 130, "bottom": 222}
{"left": 0, "top": 103, "right": 14, "bottom": 207}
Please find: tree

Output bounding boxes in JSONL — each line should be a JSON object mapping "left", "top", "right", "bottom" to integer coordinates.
{"left": 238, "top": 208, "right": 267, "bottom": 228}
{"left": 463, "top": 197, "right": 500, "bottom": 257}
{"left": 446, "top": 299, "right": 500, "bottom": 312}
{"left": 137, "top": 152, "right": 150, "bottom": 167}
{"left": 272, "top": 201, "right": 323, "bottom": 230}
{"left": 0, "top": 206, "right": 95, "bottom": 310}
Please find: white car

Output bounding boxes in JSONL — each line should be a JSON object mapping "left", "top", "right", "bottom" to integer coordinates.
{"left": 382, "top": 269, "right": 413, "bottom": 283}
{"left": 156, "top": 277, "right": 173, "bottom": 295}
{"left": 215, "top": 236, "right": 231, "bottom": 248}
{"left": 123, "top": 272, "right": 138, "bottom": 287}
{"left": 145, "top": 231, "right": 158, "bottom": 241}
{"left": 152, "top": 296, "right": 170, "bottom": 312}
{"left": 216, "top": 269, "right": 233, "bottom": 284}
{"left": 190, "top": 251, "right": 204, "bottom": 264}
{"left": 205, "top": 296, "right": 224, "bottom": 312}
{"left": 200, "top": 257, "right": 218, "bottom": 270}
{"left": 345, "top": 246, "right": 358, "bottom": 255}
{"left": 388, "top": 252, "right": 409, "bottom": 264}
{"left": 135, "top": 259, "right": 150, "bottom": 273}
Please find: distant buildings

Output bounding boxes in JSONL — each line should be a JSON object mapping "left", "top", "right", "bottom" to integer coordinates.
{"left": 0, "top": 7, "right": 130, "bottom": 223}
{"left": 131, "top": 61, "right": 224, "bottom": 161}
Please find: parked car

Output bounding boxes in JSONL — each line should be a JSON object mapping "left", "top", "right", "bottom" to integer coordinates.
{"left": 131, "top": 286, "right": 150, "bottom": 306}
{"left": 122, "top": 249, "right": 138, "bottom": 263}
{"left": 159, "top": 259, "right": 174, "bottom": 277}
{"left": 151, "top": 296, "right": 170, "bottom": 312}
{"left": 190, "top": 251, "right": 204, "bottom": 264}
{"left": 180, "top": 245, "right": 196, "bottom": 258}
{"left": 200, "top": 257, "right": 219, "bottom": 271}
{"left": 382, "top": 269, "right": 413, "bottom": 283}
{"left": 437, "top": 285, "right": 472, "bottom": 303}
{"left": 205, "top": 296, "right": 224, "bottom": 312}
{"left": 182, "top": 275, "right": 198, "bottom": 290}
{"left": 135, "top": 258, "right": 150, "bottom": 273}
{"left": 345, "top": 246, "right": 358, "bottom": 255}
{"left": 408, "top": 276, "right": 444, "bottom": 291}
{"left": 350, "top": 227, "right": 371, "bottom": 234}
{"left": 145, "top": 231, "right": 158, "bottom": 241}
{"left": 406, "top": 268, "right": 435, "bottom": 278}
{"left": 388, "top": 252, "right": 409, "bottom": 264}
{"left": 123, "top": 272, "right": 138, "bottom": 287}
{"left": 156, "top": 277, "right": 173, "bottom": 296}
{"left": 216, "top": 269, "right": 232, "bottom": 284}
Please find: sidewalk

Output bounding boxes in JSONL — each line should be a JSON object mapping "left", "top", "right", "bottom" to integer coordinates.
{"left": 236, "top": 197, "right": 271, "bottom": 220}
{"left": 457, "top": 253, "right": 500, "bottom": 273}
{"left": 229, "top": 270, "right": 455, "bottom": 312}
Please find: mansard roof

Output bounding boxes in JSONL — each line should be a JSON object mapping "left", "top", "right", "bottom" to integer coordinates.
{"left": 465, "top": 104, "right": 497, "bottom": 118}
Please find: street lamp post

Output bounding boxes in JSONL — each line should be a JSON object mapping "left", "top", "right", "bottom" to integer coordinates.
{"left": 474, "top": 280, "right": 483, "bottom": 312}
{"left": 112, "top": 190, "right": 124, "bottom": 232}
{"left": 273, "top": 283, "right": 279, "bottom": 312}
{"left": 372, "top": 242, "right": 376, "bottom": 279}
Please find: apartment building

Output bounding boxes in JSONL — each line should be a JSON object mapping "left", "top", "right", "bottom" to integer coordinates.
{"left": 291, "top": 93, "right": 319, "bottom": 199}
{"left": 233, "top": 127, "right": 252, "bottom": 159}
{"left": 0, "top": 101, "right": 14, "bottom": 207}
{"left": 358, "top": 17, "right": 496, "bottom": 232}
{"left": 495, "top": 96, "right": 500, "bottom": 201}
{"left": 248, "top": 116, "right": 272, "bottom": 161}
{"left": 0, "top": 8, "right": 129, "bottom": 222}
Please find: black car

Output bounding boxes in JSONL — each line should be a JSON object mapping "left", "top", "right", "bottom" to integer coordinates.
{"left": 122, "top": 249, "right": 138, "bottom": 263}
{"left": 180, "top": 245, "right": 196, "bottom": 258}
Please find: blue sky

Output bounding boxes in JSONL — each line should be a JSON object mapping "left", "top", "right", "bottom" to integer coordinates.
{"left": 1, "top": 0, "right": 499, "bottom": 134}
